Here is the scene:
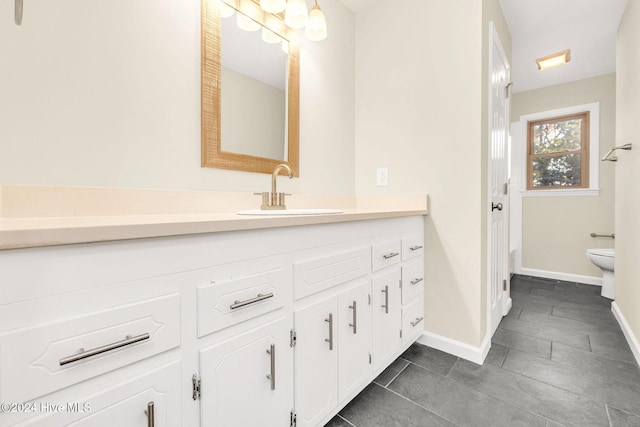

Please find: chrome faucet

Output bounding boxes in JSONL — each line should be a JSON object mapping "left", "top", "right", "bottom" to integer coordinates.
{"left": 255, "top": 164, "right": 293, "bottom": 210}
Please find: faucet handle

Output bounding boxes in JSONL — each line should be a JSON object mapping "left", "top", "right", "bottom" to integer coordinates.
{"left": 253, "top": 192, "right": 270, "bottom": 209}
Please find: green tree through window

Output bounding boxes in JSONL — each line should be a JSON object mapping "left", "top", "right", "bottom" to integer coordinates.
{"left": 527, "top": 112, "right": 589, "bottom": 189}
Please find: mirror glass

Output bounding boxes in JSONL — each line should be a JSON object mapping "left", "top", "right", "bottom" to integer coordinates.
{"left": 201, "top": 0, "right": 300, "bottom": 175}
{"left": 221, "top": 13, "right": 288, "bottom": 160}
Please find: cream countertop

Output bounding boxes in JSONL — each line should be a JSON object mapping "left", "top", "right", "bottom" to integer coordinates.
{"left": 0, "top": 186, "right": 428, "bottom": 250}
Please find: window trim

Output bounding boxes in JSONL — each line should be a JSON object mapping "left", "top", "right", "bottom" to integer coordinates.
{"left": 519, "top": 102, "right": 600, "bottom": 196}
{"left": 526, "top": 111, "right": 590, "bottom": 191}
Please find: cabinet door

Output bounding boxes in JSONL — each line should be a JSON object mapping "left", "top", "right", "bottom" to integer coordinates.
{"left": 294, "top": 296, "right": 338, "bottom": 427}
{"left": 200, "top": 316, "right": 293, "bottom": 427}
{"left": 337, "top": 280, "right": 372, "bottom": 402}
{"left": 15, "top": 362, "right": 181, "bottom": 427}
{"left": 372, "top": 268, "right": 402, "bottom": 372}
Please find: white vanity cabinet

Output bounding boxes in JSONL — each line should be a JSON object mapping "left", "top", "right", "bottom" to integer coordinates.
{"left": 199, "top": 316, "right": 293, "bottom": 427}
{"left": 15, "top": 362, "right": 181, "bottom": 427}
{"left": 337, "top": 281, "right": 372, "bottom": 402}
{"left": 0, "top": 215, "right": 425, "bottom": 427}
{"left": 371, "top": 268, "right": 403, "bottom": 372}
{"left": 294, "top": 295, "right": 339, "bottom": 427}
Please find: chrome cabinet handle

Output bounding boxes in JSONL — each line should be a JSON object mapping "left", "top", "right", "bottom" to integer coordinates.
{"left": 410, "top": 317, "right": 424, "bottom": 327}
{"left": 145, "top": 401, "right": 155, "bottom": 427}
{"left": 383, "top": 252, "right": 400, "bottom": 259}
{"left": 410, "top": 278, "right": 424, "bottom": 286}
{"left": 409, "top": 245, "right": 423, "bottom": 251}
{"left": 59, "top": 333, "right": 150, "bottom": 366}
{"left": 349, "top": 300, "right": 357, "bottom": 334}
{"left": 491, "top": 202, "right": 503, "bottom": 211}
{"left": 324, "top": 313, "right": 334, "bottom": 350}
{"left": 230, "top": 293, "right": 274, "bottom": 310}
{"left": 381, "top": 285, "right": 389, "bottom": 314}
{"left": 266, "top": 344, "right": 276, "bottom": 390}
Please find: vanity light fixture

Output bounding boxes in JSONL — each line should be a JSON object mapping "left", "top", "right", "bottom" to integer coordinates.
{"left": 260, "top": 0, "right": 286, "bottom": 13}
{"left": 236, "top": 9, "right": 261, "bottom": 31}
{"left": 304, "top": 1, "right": 327, "bottom": 41}
{"left": 284, "top": 0, "right": 309, "bottom": 29}
{"left": 536, "top": 49, "right": 571, "bottom": 70}
{"left": 262, "top": 27, "right": 282, "bottom": 43}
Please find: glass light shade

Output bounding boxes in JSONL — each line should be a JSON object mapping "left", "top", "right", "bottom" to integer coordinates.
{"left": 220, "top": 2, "right": 235, "bottom": 18}
{"left": 304, "top": 3, "right": 327, "bottom": 41}
{"left": 536, "top": 49, "right": 571, "bottom": 70}
{"left": 236, "top": 12, "right": 261, "bottom": 32}
{"left": 260, "top": 0, "right": 286, "bottom": 13}
{"left": 262, "top": 27, "right": 282, "bottom": 44}
{"left": 284, "top": 0, "right": 308, "bottom": 29}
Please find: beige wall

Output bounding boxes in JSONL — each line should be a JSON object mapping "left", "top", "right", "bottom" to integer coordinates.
{"left": 354, "top": 0, "right": 509, "bottom": 348}
{"left": 0, "top": 0, "right": 355, "bottom": 195}
{"left": 512, "top": 74, "right": 616, "bottom": 278}
{"left": 615, "top": 1, "right": 640, "bottom": 354}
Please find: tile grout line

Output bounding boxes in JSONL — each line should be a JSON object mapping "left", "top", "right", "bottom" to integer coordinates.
{"left": 337, "top": 413, "right": 357, "bottom": 427}
{"left": 408, "top": 352, "right": 553, "bottom": 425}
{"left": 377, "top": 382, "right": 461, "bottom": 427}
{"left": 383, "top": 360, "right": 411, "bottom": 388}
{"left": 605, "top": 404, "right": 613, "bottom": 427}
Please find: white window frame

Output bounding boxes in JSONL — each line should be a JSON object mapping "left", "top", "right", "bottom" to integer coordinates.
{"left": 519, "top": 102, "right": 600, "bottom": 197}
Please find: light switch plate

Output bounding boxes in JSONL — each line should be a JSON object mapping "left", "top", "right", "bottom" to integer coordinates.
{"left": 376, "top": 167, "right": 389, "bottom": 186}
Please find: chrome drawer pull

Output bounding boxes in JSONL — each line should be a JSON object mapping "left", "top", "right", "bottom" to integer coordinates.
{"left": 383, "top": 252, "right": 400, "bottom": 259}
{"left": 266, "top": 344, "right": 276, "bottom": 390}
{"left": 409, "top": 245, "right": 423, "bottom": 251}
{"left": 59, "top": 333, "right": 150, "bottom": 366}
{"left": 324, "top": 313, "right": 334, "bottom": 350}
{"left": 381, "top": 285, "right": 389, "bottom": 314}
{"left": 145, "top": 401, "right": 155, "bottom": 427}
{"left": 349, "top": 300, "right": 357, "bottom": 334}
{"left": 230, "top": 293, "right": 274, "bottom": 310}
{"left": 410, "top": 317, "right": 424, "bottom": 327}
{"left": 410, "top": 278, "right": 424, "bottom": 286}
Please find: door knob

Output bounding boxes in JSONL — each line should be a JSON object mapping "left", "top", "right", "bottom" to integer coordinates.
{"left": 491, "top": 202, "right": 503, "bottom": 211}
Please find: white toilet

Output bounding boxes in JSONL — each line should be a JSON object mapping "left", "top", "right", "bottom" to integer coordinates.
{"left": 586, "top": 248, "right": 615, "bottom": 299}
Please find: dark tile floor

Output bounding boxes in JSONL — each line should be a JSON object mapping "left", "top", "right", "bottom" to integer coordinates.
{"left": 324, "top": 274, "right": 640, "bottom": 427}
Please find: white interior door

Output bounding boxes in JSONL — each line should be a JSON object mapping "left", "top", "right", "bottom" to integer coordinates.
{"left": 488, "top": 22, "right": 511, "bottom": 336}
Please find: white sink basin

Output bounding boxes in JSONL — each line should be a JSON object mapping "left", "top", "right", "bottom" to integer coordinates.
{"left": 237, "top": 208, "right": 343, "bottom": 216}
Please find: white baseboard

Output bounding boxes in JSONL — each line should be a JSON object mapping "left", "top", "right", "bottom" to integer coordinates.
{"left": 519, "top": 267, "right": 602, "bottom": 287}
{"left": 611, "top": 302, "right": 640, "bottom": 366}
{"left": 418, "top": 330, "right": 490, "bottom": 365}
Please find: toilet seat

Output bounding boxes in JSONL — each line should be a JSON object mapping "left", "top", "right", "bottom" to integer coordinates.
{"left": 587, "top": 248, "right": 614, "bottom": 258}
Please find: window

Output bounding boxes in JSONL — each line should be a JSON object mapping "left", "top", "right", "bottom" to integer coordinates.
{"left": 527, "top": 112, "right": 590, "bottom": 190}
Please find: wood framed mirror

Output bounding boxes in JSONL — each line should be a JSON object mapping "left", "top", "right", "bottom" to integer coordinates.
{"left": 201, "top": 0, "right": 300, "bottom": 176}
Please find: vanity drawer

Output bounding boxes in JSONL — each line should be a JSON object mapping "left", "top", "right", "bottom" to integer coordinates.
{"left": 11, "top": 362, "right": 181, "bottom": 427}
{"left": 402, "top": 297, "right": 424, "bottom": 346}
{"left": 293, "top": 246, "right": 370, "bottom": 300}
{"left": 402, "top": 235, "right": 424, "bottom": 262}
{"left": 0, "top": 294, "right": 180, "bottom": 403}
{"left": 401, "top": 260, "right": 424, "bottom": 304}
{"left": 197, "top": 268, "right": 287, "bottom": 337}
{"left": 371, "top": 240, "right": 402, "bottom": 272}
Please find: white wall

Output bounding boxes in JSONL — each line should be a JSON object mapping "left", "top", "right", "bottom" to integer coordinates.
{"left": 0, "top": 0, "right": 355, "bottom": 195}
{"left": 615, "top": 0, "right": 640, "bottom": 358}
{"left": 511, "top": 74, "right": 617, "bottom": 280}
{"left": 354, "top": 0, "right": 506, "bottom": 349}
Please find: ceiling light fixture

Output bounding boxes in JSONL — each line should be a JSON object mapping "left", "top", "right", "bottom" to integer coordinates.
{"left": 536, "top": 49, "right": 571, "bottom": 70}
